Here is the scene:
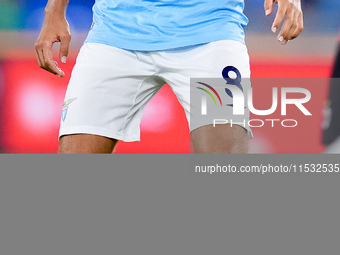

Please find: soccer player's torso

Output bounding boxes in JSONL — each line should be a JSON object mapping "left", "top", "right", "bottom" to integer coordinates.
{"left": 86, "top": 0, "right": 248, "bottom": 50}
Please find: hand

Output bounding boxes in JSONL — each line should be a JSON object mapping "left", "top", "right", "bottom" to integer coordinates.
{"left": 35, "top": 13, "right": 71, "bottom": 78}
{"left": 264, "top": 0, "right": 303, "bottom": 45}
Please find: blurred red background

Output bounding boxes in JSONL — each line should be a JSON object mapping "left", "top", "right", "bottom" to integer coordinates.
{"left": 0, "top": 54, "right": 333, "bottom": 153}
{"left": 0, "top": 0, "right": 338, "bottom": 153}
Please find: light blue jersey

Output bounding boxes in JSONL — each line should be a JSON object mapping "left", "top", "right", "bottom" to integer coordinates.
{"left": 85, "top": 0, "right": 248, "bottom": 51}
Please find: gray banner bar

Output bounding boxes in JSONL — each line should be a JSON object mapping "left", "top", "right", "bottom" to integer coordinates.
{"left": 1, "top": 154, "right": 339, "bottom": 255}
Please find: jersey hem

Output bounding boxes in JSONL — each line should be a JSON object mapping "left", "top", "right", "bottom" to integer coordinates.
{"left": 85, "top": 34, "right": 245, "bottom": 51}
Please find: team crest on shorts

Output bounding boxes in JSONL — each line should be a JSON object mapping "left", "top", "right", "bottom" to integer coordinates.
{"left": 62, "top": 98, "right": 77, "bottom": 121}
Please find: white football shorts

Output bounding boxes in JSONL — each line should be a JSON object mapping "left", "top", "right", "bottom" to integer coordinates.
{"left": 59, "top": 40, "right": 252, "bottom": 141}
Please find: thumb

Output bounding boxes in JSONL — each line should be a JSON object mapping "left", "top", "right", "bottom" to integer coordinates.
{"left": 264, "top": 0, "right": 274, "bottom": 16}
{"left": 59, "top": 34, "right": 71, "bottom": 63}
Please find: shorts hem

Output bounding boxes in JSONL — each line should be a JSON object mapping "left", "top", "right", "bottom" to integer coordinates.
{"left": 59, "top": 126, "right": 140, "bottom": 142}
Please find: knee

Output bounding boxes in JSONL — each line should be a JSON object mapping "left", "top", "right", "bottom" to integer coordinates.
{"left": 191, "top": 124, "right": 249, "bottom": 154}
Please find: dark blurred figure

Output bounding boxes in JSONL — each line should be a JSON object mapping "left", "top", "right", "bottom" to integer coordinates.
{"left": 0, "top": 66, "right": 3, "bottom": 153}
{"left": 322, "top": 30, "right": 340, "bottom": 153}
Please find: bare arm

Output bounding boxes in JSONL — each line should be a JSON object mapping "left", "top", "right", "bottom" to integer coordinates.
{"left": 264, "top": 0, "right": 303, "bottom": 45}
{"left": 35, "top": 0, "right": 71, "bottom": 78}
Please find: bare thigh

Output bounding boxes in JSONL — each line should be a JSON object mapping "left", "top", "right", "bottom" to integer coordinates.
{"left": 190, "top": 124, "right": 248, "bottom": 154}
{"left": 58, "top": 134, "right": 118, "bottom": 154}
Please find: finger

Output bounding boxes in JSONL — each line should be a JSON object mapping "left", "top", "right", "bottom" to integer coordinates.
{"left": 289, "top": 11, "right": 304, "bottom": 40}
{"left": 59, "top": 33, "right": 71, "bottom": 63}
{"left": 277, "top": 8, "right": 295, "bottom": 44}
{"left": 264, "top": 0, "right": 274, "bottom": 16}
{"left": 272, "top": 0, "right": 287, "bottom": 33}
{"left": 35, "top": 48, "right": 43, "bottom": 68}
{"left": 53, "top": 61, "right": 64, "bottom": 75}
{"left": 286, "top": 21, "right": 298, "bottom": 41}
{"left": 42, "top": 47, "right": 58, "bottom": 74}
{"left": 35, "top": 41, "right": 47, "bottom": 68}
{"left": 37, "top": 41, "right": 53, "bottom": 72}
{"left": 42, "top": 47, "right": 65, "bottom": 78}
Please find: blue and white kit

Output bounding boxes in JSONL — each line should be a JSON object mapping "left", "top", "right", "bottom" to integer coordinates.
{"left": 86, "top": 0, "right": 248, "bottom": 50}
{"left": 59, "top": 0, "right": 252, "bottom": 141}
